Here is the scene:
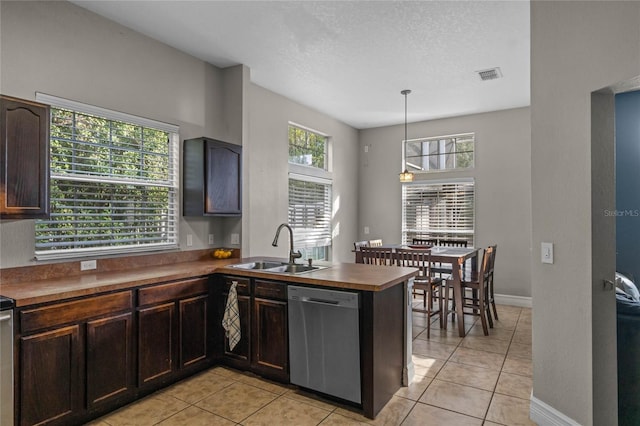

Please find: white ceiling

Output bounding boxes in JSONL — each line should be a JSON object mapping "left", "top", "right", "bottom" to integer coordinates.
{"left": 72, "top": 1, "right": 530, "bottom": 129}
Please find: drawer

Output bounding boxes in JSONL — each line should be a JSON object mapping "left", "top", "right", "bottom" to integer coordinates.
{"left": 221, "top": 276, "right": 250, "bottom": 296}
{"left": 138, "top": 277, "right": 209, "bottom": 307}
{"left": 21, "top": 291, "right": 133, "bottom": 334}
{"left": 254, "top": 280, "right": 287, "bottom": 301}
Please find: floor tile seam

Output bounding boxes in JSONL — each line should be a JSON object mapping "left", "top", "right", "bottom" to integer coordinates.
{"left": 458, "top": 343, "right": 510, "bottom": 356}
{"left": 167, "top": 380, "right": 237, "bottom": 405}
{"left": 192, "top": 402, "right": 247, "bottom": 424}
{"left": 429, "top": 374, "right": 498, "bottom": 393}
{"left": 499, "top": 369, "right": 532, "bottom": 379}
{"left": 415, "top": 400, "right": 487, "bottom": 422}
{"left": 150, "top": 404, "right": 198, "bottom": 425}
{"left": 280, "top": 392, "right": 338, "bottom": 415}
{"left": 492, "top": 387, "right": 531, "bottom": 401}
{"left": 395, "top": 398, "right": 418, "bottom": 425}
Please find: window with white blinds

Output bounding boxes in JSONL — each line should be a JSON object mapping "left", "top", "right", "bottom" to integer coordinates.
{"left": 34, "top": 94, "right": 179, "bottom": 260}
{"left": 402, "top": 179, "right": 475, "bottom": 246}
{"left": 288, "top": 174, "right": 332, "bottom": 261}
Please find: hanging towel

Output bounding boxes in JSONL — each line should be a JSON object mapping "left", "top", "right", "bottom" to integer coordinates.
{"left": 222, "top": 281, "right": 241, "bottom": 351}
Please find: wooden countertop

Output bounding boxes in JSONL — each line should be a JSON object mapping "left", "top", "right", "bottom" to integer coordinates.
{"left": 0, "top": 257, "right": 418, "bottom": 307}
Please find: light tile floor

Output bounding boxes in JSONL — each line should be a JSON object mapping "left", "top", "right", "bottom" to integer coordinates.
{"left": 90, "top": 301, "right": 534, "bottom": 425}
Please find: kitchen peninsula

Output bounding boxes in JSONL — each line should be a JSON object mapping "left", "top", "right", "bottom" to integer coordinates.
{"left": 0, "top": 251, "right": 418, "bottom": 425}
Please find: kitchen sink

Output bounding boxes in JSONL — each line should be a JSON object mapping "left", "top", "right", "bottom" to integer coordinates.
{"left": 230, "top": 260, "right": 328, "bottom": 274}
{"left": 230, "top": 260, "right": 287, "bottom": 270}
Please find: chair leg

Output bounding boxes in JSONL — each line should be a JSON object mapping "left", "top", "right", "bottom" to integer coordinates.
{"left": 479, "top": 307, "right": 489, "bottom": 336}
{"left": 491, "top": 300, "right": 499, "bottom": 321}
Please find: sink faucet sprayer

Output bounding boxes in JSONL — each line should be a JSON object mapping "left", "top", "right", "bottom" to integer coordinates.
{"left": 272, "top": 223, "right": 302, "bottom": 265}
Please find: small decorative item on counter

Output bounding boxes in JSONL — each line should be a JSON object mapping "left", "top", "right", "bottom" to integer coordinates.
{"left": 212, "top": 248, "right": 234, "bottom": 259}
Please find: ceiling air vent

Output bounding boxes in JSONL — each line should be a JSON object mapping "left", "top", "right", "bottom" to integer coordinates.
{"left": 476, "top": 67, "right": 503, "bottom": 81}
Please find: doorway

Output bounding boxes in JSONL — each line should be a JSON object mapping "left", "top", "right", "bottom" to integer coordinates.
{"left": 591, "top": 77, "right": 640, "bottom": 425}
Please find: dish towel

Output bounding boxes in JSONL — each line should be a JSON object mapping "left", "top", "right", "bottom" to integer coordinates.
{"left": 222, "top": 281, "right": 241, "bottom": 351}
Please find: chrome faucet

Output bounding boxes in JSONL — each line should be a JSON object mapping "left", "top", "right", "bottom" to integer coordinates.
{"left": 272, "top": 223, "right": 302, "bottom": 264}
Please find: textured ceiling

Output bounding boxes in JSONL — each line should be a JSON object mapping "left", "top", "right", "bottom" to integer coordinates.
{"left": 72, "top": 1, "right": 530, "bottom": 129}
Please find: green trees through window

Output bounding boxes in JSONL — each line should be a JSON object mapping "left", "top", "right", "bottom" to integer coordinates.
{"left": 35, "top": 106, "right": 178, "bottom": 258}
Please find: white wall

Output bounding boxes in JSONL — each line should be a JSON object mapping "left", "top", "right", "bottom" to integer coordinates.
{"left": 246, "top": 84, "right": 360, "bottom": 263}
{"left": 530, "top": 1, "right": 640, "bottom": 424}
{"left": 359, "top": 107, "right": 532, "bottom": 298}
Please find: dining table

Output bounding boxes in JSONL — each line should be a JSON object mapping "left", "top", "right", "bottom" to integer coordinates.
{"left": 354, "top": 244, "right": 481, "bottom": 337}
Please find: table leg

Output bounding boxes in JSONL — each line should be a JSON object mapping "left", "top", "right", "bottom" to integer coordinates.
{"left": 453, "top": 258, "right": 466, "bottom": 337}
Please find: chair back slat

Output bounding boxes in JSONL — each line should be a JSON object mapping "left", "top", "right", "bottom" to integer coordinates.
{"left": 360, "top": 246, "right": 394, "bottom": 266}
{"left": 395, "top": 248, "right": 434, "bottom": 278}
{"left": 354, "top": 240, "right": 370, "bottom": 250}
{"left": 412, "top": 238, "right": 438, "bottom": 246}
{"left": 368, "top": 239, "right": 383, "bottom": 247}
{"left": 439, "top": 239, "right": 468, "bottom": 248}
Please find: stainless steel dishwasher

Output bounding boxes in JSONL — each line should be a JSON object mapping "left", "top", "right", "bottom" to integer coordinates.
{"left": 288, "top": 285, "right": 361, "bottom": 404}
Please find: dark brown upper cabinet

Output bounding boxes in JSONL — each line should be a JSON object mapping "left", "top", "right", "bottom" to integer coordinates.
{"left": 0, "top": 95, "right": 50, "bottom": 219}
{"left": 183, "top": 137, "right": 242, "bottom": 216}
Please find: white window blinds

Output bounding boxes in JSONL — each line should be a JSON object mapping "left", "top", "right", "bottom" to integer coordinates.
{"left": 34, "top": 94, "right": 179, "bottom": 259}
{"left": 288, "top": 174, "right": 332, "bottom": 257}
{"left": 402, "top": 179, "right": 475, "bottom": 246}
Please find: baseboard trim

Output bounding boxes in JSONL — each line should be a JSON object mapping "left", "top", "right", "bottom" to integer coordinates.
{"left": 495, "top": 293, "right": 532, "bottom": 308}
{"left": 530, "top": 395, "right": 580, "bottom": 426}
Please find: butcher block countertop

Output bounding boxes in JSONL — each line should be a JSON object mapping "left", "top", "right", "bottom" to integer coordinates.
{"left": 0, "top": 255, "right": 418, "bottom": 308}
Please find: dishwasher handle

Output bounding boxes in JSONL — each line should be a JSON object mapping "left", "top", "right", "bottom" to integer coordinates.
{"left": 301, "top": 297, "right": 340, "bottom": 305}
{"left": 0, "top": 314, "right": 11, "bottom": 322}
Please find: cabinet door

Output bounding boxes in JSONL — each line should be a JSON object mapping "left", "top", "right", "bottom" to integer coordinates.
{"left": 179, "top": 294, "right": 208, "bottom": 368}
{"left": 20, "top": 325, "right": 82, "bottom": 426}
{"left": 221, "top": 293, "right": 250, "bottom": 367}
{"left": 138, "top": 303, "right": 175, "bottom": 386}
{"left": 251, "top": 297, "right": 289, "bottom": 381}
{"left": 86, "top": 312, "right": 133, "bottom": 408}
{"left": 0, "top": 95, "right": 50, "bottom": 218}
{"left": 205, "top": 141, "right": 242, "bottom": 215}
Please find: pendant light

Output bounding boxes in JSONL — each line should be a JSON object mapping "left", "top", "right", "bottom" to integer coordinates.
{"left": 398, "top": 89, "right": 414, "bottom": 182}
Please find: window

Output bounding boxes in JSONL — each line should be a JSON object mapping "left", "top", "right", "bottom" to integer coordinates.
{"left": 288, "top": 124, "right": 331, "bottom": 261}
{"left": 403, "top": 133, "right": 474, "bottom": 173}
{"left": 288, "top": 125, "right": 327, "bottom": 170}
{"left": 402, "top": 179, "right": 475, "bottom": 246}
{"left": 34, "top": 94, "right": 179, "bottom": 259}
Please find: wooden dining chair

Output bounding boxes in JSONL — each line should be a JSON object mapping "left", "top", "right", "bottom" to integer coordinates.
{"left": 444, "top": 246, "right": 493, "bottom": 335}
{"left": 412, "top": 237, "right": 438, "bottom": 246}
{"left": 359, "top": 246, "right": 394, "bottom": 266}
{"left": 486, "top": 244, "right": 498, "bottom": 321}
{"left": 368, "top": 239, "right": 383, "bottom": 247}
{"left": 354, "top": 240, "right": 369, "bottom": 250}
{"left": 395, "top": 248, "right": 444, "bottom": 338}
{"left": 431, "top": 239, "right": 469, "bottom": 278}
{"left": 438, "top": 239, "right": 468, "bottom": 248}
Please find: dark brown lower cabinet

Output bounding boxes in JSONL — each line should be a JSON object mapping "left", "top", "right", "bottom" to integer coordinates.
{"left": 86, "top": 312, "right": 134, "bottom": 408}
{"left": 137, "top": 277, "right": 212, "bottom": 389}
{"left": 217, "top": 275, "right": 289, "bottom": 382}
{"left": 221, "top": 279, "right": 251, "bottom": 369}
{"left": 138, "top": 303, "right": 174, "bottom": 385}
{"left": 19, "top": 325, "right": 82, "bottom": 426}
{"left": 180, "top": 294, "right": 209, "bottom": 368}
{"left": 16, "top": 278, "right": 213, "bottom": 426}
{"left": 18, "top": 291, "right": 134, "bottom": 426}
{"left": 251, "top": 280, "right": 288, "bottom": 381}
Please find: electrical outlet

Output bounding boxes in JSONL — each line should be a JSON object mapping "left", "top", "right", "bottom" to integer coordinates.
{"left": 364, "top": 226, "right": 370, "bottom": 235}
{"left": 541, "top": 242, "right": 554, "bottom": 264}
{"left": 186, "top": 234, "right": 193, "bottom": 247}
{"left": 81, "top": 260, "right": 97, "bottom": 271}
{"left": 231, "top": 233, "right": 240, "bottom": 245}
{"left": 208, "top": 234, "right": 215, "bottom": 245}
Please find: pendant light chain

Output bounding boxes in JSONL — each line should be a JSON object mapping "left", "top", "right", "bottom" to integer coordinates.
{"left": 399, "top": 89, "right": 413, "bottom": 182}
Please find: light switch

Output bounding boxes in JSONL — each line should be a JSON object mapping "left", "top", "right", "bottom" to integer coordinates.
{"left": 541, "top": 242, "right": 554, "bottom": 264}
{"left": 364, "top": 226, "right": 370, "bottom": 235}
